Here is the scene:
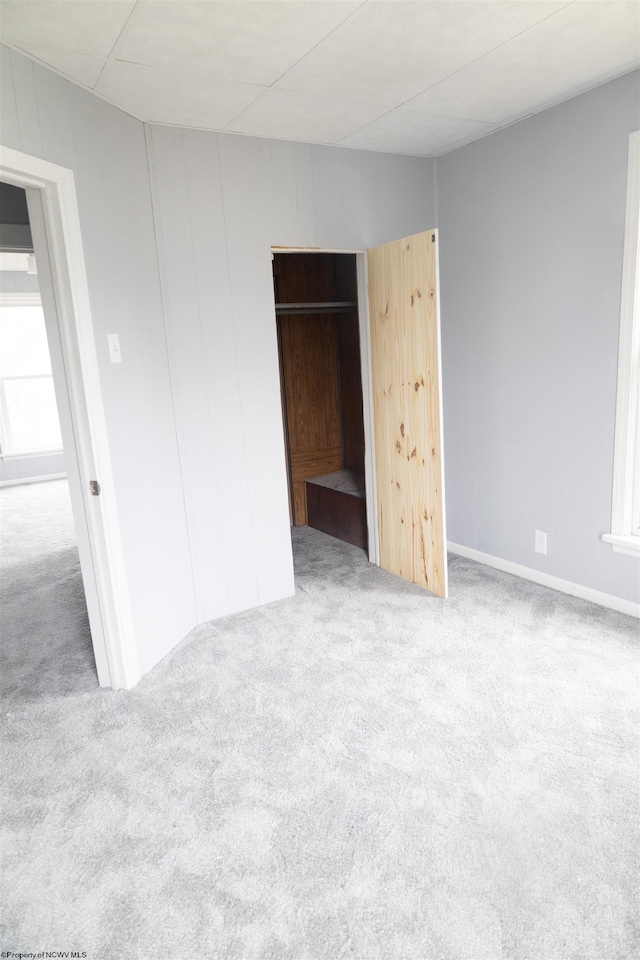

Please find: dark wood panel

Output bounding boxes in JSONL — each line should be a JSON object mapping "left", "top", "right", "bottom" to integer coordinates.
{"left": 274, "top": 252, "right": 358, "bottom": 305}
{"left": 278, "top": 308, "right": 344, "bottom": 525}
{"left": 291, "top": 455, "right": 345, "bottom": 483}
{"left": 274, "top": 253, "right": 335, "bottom": 303}
{"left": 306, "top": 481, "right": 368, "bottom": 550}
{"left": 291, "top": 454, "right": 344, "bottom": 526}
{"left": 336, "top": 312, "right": 366, "bottom": 473}
{"left": 280, "top": 314, "right": 343, "bottom": 460}
{"left": 332, "top": 254, "right": 358, "bottom": 302}
{"left": 290, "top": 446, "right": 342, "bottom": 465}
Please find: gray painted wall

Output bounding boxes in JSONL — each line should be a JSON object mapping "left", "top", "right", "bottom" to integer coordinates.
{"left": 1, "top": 44, "right": 196, "bottom": 674}
{"left": 438, "top": 69, "right": 640, "bottom": 604}
{"left": 147, "top": 125, "right": 437, "bottom": 625}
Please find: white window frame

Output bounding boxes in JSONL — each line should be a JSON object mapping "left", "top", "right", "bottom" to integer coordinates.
{"left": 603, "top": 130, "right": 640, "bottom": 558}
{"left": 0, "top": 290, "right": 64, "bottom": 459}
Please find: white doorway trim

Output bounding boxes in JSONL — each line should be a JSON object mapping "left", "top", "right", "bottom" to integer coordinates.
{"left": 0, "top": 144, "right": 140, "bottom": 690}
{"left": 270, "top": 245, "right": 379, "bottom": 566}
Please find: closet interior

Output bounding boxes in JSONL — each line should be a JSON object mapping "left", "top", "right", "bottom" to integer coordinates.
{"left": 273, "top": 252, "right": 368, "bottom": 552}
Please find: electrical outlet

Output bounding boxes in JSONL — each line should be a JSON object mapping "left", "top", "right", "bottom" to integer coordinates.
{"left": 535, "top": 529, "right": 547, "bottom": 555}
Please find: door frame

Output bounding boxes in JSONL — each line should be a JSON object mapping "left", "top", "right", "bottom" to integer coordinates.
{"left": 271, "top": 245, "right": 380, "bottom": 566}
{"left": 0, "top": 144, "right": 139, "bottom": 690}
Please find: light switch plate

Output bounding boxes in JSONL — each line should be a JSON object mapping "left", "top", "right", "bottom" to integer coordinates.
{"left": 107, "top": 333, "right": 122, "bottom": 363}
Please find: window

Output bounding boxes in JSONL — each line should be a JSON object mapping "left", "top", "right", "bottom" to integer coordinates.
{"left": 0, "top": 293, "right": 63, "bottom": 458}
{"left": 603, "top": 130, "right": 640, "bottom": 558}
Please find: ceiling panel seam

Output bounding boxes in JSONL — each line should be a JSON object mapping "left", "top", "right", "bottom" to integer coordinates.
{"left": 94, "top": 0, "right": 142, "bottom": 91}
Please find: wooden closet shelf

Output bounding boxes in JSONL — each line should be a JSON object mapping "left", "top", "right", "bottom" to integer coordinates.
{"left": 275, "top": 301, "right": 357, "bottom": 315}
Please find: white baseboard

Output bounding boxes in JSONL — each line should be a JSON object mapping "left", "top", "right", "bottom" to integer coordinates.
{"left": 447, "top": 542, "right": 640, "bottom": 619}
{"left": 0, "top": 473, "right": 67, "bottom": 488}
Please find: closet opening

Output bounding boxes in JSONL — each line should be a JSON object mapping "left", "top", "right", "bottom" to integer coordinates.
{"left": 273, "top": 251, "right": 369, "bottom": 554}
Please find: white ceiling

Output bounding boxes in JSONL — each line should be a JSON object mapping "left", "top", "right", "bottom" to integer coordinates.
{"left": 1, "top": 1, "right": 638, "bottom": 157}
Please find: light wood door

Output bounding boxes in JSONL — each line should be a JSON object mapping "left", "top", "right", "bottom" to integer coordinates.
{"left": 367, "top": 230, "right": 447, "bottom": 598}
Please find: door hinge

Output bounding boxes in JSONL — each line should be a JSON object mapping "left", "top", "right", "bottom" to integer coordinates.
{"left": 89, "top": 480, "right": 101, "bottom": 496}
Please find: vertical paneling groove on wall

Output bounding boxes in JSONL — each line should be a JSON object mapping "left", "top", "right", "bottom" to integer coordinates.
{"left": 87, "top": 99, "right": 197, "bottom": 664}
{"left": 0, "top": 49, "right": 20, "bottom": 147}
{"left": 217, "top": 134, "right": 292, "bottom": 606}
{"left": 271, "top": 140, "right": 299, "bottom": 245}
{"left": 293, "top": 143, "right": 317, "bottom": 244}
{"left": 9, "top": 52, "right": 43, "bottom": 158}
{"left": 145, "top": 124, "right": 218, "bottom": 622}
{"left": 312, "top": 146, "right": 345, "bottom": 248}
{"left": 341, "top": 150, "right": 379, "bottom": 246}
{"left": 146, "top": 127, "right": 209, "bottom": 621}
{"left": 182, "top": 130, "right": 253, "bottom": 617}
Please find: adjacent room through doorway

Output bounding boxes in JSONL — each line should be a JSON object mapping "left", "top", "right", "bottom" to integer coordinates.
{"left": 0, "top": 181, "right": 96, "bottom": 692}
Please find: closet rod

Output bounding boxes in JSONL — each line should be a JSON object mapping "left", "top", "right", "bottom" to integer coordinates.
{"left": 275, "top": 301, "right": 357, "bottom": 315}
